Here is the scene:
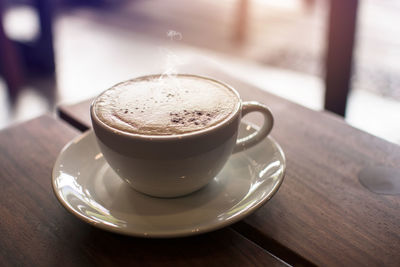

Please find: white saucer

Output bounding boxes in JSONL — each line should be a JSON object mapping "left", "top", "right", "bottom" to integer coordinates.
{"left": 52, "top": 123, "right": 285, "bottom": 238}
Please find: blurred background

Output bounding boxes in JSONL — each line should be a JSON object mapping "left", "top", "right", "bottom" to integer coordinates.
{"left": 0, "top": 0, "right": 399, "bottom": 143}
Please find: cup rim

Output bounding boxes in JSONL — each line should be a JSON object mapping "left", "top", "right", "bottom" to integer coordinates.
{"left": 90, "top": 74, "right": 242, "bottom": 141}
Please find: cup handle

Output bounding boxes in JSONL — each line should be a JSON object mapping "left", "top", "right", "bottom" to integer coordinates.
{"left": 233, "top": 101, "right": 274, "bottom": 153}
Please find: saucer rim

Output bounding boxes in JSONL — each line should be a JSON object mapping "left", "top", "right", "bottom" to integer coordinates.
{"left": 52, "top": 126, "right": 285, "bottom": 238}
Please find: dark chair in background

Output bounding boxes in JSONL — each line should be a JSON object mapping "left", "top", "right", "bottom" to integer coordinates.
{"left": 0, "top": 0, "right": 24, "bottom": 97}
{"left": 0, "top": 0, "right": 55, "bottom": 98}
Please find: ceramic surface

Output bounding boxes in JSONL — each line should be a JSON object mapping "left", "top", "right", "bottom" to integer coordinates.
{"left": 52, "top": 123, "right": 285, "bottom": 238}
{"left": 90, "top": 74, "right": 274, "bottom": 197}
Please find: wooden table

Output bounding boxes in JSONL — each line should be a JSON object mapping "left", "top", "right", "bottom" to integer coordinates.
{"left": 1, "top": 68, "right": 399, "bottom": 266}
{"left": 58, "top": 68, "right": 400, "bottom": 266}
{"left": 0, "top": 115, "right": 286, "bottom": 266}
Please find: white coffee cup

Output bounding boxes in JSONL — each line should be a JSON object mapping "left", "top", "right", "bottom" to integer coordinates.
{"left": 91, "top": 74, "right": 273, "bottom": 198}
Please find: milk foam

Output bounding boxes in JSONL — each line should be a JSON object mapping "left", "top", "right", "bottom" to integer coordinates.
{"left": 94, "top": 75, "right": 239, "bottom": 135}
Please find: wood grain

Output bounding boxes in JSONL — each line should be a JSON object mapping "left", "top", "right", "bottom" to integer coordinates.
{"left": 58, "top": 67, "right": 400, "bottom": 266}
{"left": 0, "top": 115, "right": 287, "bottom": 266}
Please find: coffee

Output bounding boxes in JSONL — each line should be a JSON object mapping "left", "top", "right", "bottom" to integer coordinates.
{"left": 91, "top": 74, "right": 274, "bottom": 197}
{"left": 94, "top": 75, "right": 240, "bottom": 135}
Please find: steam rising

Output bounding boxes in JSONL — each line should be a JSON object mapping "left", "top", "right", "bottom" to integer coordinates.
{"left": 166, "top": 30, "right": 183, "bottom": 41}
{"left": 158, "top": 30, "right": 184, "bottom": 90}
{"left": 159, "top": 48, "right": 184, "bottom": 78}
